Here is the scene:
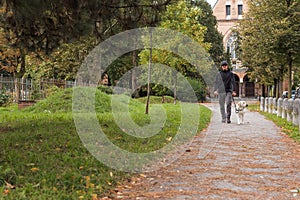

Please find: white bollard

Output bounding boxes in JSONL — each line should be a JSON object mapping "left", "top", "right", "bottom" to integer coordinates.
{"left": 287, "top": 99, "right": 293, "bottom": 122}
{"left": 293, "top": 99, "right": 300, "bottom": 126}
{"left": 273, "top": 98, "right": 277, "bottom": 114}
{"left": 268, "top": 97, "right": 273, "bottom": 113}
{"left": 265, "top": 97, "right": 269, "bottom": 112}
{"left": 277, "top": 98, "right": 283, "bottom": 117}
{"left": 260, "top": 97, "right": 265, "bottom": 111}
{"left": 282, "top": 98, "right": 288, "bottom": 119}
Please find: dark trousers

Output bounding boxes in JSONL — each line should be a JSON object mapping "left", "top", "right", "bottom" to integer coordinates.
{"left": 218, "top": 92, "right": 233, "bottom": 120}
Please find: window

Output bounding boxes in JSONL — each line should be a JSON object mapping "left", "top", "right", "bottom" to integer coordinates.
{"left": 226, "top": 5, "right": 231, "bottom": 16}
{"left": 238, "top": 4, "right": 243, "bottom": 15}
{"left": 226, "top": 33, "right": 237, "bottom": 59}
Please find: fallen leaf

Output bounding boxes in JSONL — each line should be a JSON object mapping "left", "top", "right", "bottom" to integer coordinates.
{"left": 3, "top": 189, "right": 10, "bottom": 195}
{"left": 107, "top": 180, "right": 112, "bottom": 185}
{"left": 139, "top": 174, "right": 147, "bottom": 178}
{"left": 91, "top": 194, "right": 98, "bottom": 200}
{"left": 31, "top": 167, "right": 39, "bottom": 172}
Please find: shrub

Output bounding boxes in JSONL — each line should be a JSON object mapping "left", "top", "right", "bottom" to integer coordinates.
{"left": 97, "top": 85, "right": 113, "bottom": 94}
{"left": 0, "top": 89, "right": 10, "bottom": 106}
{"left": 187, "top": 78, "right": 207, "bottom": 102}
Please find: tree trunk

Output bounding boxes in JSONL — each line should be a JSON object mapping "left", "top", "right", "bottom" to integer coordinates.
{"left": 14, "top": 76, "right": 19, "bottom": 102}
{"left": 145, "top": 29, "right": 152, "bottom": 114}
{"left": 287, "top": 56, "right": 292, "bottom": 98}
{"left": 132, "top": 39, "right": 138, "bottom": 94}
{"left": 173, "top": 73, "right": 177, "bottom": 105}
{"left": 273, "top": 78, "right": 277, "bottom": 98}
{"left": 14, "top": 48, "right": 26, "bottom": 102}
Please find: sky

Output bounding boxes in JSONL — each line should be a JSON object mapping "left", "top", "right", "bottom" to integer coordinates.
{"left": 206, "top": 0, "right": 217, "bottom": 8}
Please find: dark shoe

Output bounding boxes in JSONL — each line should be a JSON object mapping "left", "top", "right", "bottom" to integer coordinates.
{"left": 221, "top": 119, "right": 226, "bottom": 123}
{"left": 227, "top": 119, "right": 231, "bottom": 124}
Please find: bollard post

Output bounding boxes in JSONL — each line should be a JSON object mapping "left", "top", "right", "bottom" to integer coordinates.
{"left": 287, "top": 99, "right": 293, "bottom": 122}
{"left": 273, "top": 98, "right": 277, "bottom": 114}
{"left": 260, "top": 97, "right": 265, "bottom": 111}
{"left": 282, "top": 98, "right": 288, "bottom": 119}
{"left": 277, "top": 98, "right": 283, "bottom": 117}
{"left": 265, "top": 97, "right": 269, "bottom": 112}
{"left": 268, "top": 97, "right": 273, "bottom": 113}
{"left": 293, "top": 99, "right": 300, "bottom": 126}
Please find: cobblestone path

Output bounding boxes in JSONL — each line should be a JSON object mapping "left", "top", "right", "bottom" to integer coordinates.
{"left": 105, "top": 103, "right": 300, "bottom": 200}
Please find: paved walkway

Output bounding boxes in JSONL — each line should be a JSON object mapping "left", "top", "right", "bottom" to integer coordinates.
{"left": 106, "top": 103, "right": 300, "bottom": 200}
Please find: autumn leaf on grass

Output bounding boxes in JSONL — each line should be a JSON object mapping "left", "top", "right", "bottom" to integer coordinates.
{"left": 31, "top": 167, "right": 39, "bottom": 172}
{"left": 106, "top": 180, "right": 112, "bottom": 186}
{"left": 91, "top": 194, "right": 98, "bottom": 200}
{"left": 3, "top": 189, "right": 10, "bottom": 195}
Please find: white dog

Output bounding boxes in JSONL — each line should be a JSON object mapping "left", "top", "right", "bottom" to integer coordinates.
{"left": 235, "top": 101, "right": 248, "bottom": 125}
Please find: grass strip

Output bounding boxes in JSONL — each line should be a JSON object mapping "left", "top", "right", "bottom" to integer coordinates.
{"left": 0, "top": 96, "right": 211, "bottom": 199}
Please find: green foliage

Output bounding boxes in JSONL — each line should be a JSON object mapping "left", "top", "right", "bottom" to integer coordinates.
{"left": 140, "top": 0, "right": 211, "bottom": 71}
{"left": 1, "top": 0, "right": 174, "bottom": 84}
{"left": 139, "top": 1, "right": 213, "bottom": 99}
{"left": 25, "top": 37, "right": 97, "bottom": 81}
{"left": 0, "top": 89, "right": 9, "bottom": 106}
{"left": 97, "top": 85, "right": 113, "bottom": 95}
{"left": 24, "top": 88, "right": 112, "bottom": 114}
{"left": 189, "top": 0, "right": 225, "bottom": 64}
{"left": 239, "top": 0, "right": 300, "bottom": 91}
{"left": 106, "top": 54, "right": 134, "bottom": 86}
{"left": 136, "top": 95, "right": 175, "bottom": 104}
{"left": 187, "top": 78, "right": 206, "bottom": 102}
{"left": 0, "top": 166, "right": 17, "bottom": 187}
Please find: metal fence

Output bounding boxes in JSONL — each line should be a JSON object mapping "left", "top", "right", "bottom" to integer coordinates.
{"left": 0, "top": 76, "right": 75, "bottom": 101}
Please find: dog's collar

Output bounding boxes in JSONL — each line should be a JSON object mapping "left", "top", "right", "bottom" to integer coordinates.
{"left": 235, "top": 107, "right": 245, "bottom": 113}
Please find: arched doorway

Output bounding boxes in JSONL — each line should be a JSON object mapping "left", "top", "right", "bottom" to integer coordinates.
{"left": 244, "top": 75, "right": 255, "bottom": 97}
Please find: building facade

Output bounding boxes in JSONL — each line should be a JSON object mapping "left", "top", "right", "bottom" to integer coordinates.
{"left": 213, "top": 0, "right": 259, "bottom": 98}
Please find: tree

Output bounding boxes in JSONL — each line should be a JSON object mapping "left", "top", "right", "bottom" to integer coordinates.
{"left": 189, "top": 0, "right": 225, "bottom": 65}
{"left": 0, "top": 0, "right": 96, "bottom": 100}
{"left": 139, "top": 0, "right": 211, "bottom": 104}
{"left": 26, "top": 37, "right": 97, "bottom": 81}
{"left": 239, "top": 0, "right": 300, "bottom": 98}
{"left": 0, "top": 0, "right": 173, "bottom": 84}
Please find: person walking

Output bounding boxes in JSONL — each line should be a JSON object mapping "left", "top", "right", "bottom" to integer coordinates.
{"left": 214, "top": 61, "right": 237, "bottom": 123}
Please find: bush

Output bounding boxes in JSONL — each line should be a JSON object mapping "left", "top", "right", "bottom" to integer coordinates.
{"left": 187, "top": 78, "right": 207, "bottom": 102}
{"left": 97, "top": 85, "right": 113, "bottom": 94}
{"left": 0, "top": 89, "right": 10, "bottom": 106}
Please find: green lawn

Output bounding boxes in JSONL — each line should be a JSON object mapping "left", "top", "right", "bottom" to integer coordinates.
{"left": 0, "top": 89, "right": 211, "bottom": 199}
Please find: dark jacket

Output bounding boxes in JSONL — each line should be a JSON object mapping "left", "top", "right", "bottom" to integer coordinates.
{"left": 214, "top": 69, "right": 236, "bottom": 93}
